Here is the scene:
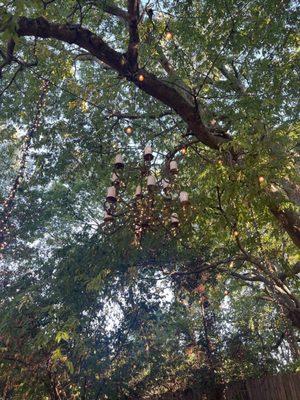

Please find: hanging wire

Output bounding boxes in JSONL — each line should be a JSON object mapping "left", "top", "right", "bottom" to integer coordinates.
{"left": 0, "top": 79, "right": 50, "bottom": 253}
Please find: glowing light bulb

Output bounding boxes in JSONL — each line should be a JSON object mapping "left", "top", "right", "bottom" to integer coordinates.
{"left": 138, "top": 74, "right": 145, "bottom": 82}
{"left": 124, "top": 126, "right": 133, "bottom": 135}
{"left": 258, "top": 176, "right": 265, "bottom": 184}
{"left": 165, "top": 31, "right": 173, "bottom": 40}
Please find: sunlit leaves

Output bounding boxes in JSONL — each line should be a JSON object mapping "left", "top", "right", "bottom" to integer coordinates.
{"left": 0, "top": 0, "right": 299, "bottom": 398}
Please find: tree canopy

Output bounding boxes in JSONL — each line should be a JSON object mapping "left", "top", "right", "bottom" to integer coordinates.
{"left": 0, "top": 1, "right": 299, "bottom": 399}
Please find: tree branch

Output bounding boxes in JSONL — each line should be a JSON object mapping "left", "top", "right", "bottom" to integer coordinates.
{"left": 127, "top": 0, "right": 140, "bottom": 69}
{"left": 9, "top": 14, "right": 227, "bottom": 149}
{"left": 90, "top": 0, "right": 129, "bottom": 22}
{"left": 279, "top": 262, "right": 300, "bottom": 282}
{"left": 166, "top": 138, "right": 200, "bottom": 161}
{"left": 267, "top": 184, "right": 300, "bottom": 249}
{"left": 0, "top": 38, "right": 15, "bottom": 77}
{"left": 0, "top": 65, "right": 22, "bottom": 97}
{"left": 219, "top": 64, "right": 246, "bottom": 94}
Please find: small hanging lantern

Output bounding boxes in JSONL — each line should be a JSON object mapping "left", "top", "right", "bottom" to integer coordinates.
{"left": 135, "top": 185, "right": 142, "bottom": 198}
{"left": 106, "top": 186, "right": 117, "bottom": 203}
{"left": 162, "top": 179, "right": 170, "bottom": 192}
{"left": 195, "top": 284, "right": 205, "bottom": 294}
{"left": 181, "top": 146, "right": 187, "bottom": 155}
{"left": 124, "top": 126, "right": 133, "bottom": 135}
{"left": 185, "top": 345, "right": 195, "bottom": 357}
{"left": 147, "top": 175, "right": 156, "bottom": 191}
{"left": 144, "top": 145, "right": 154, "bottom": 161}
{"left": 165, "top": 31, "right": 173, "bottom": 40}
{"left": 114, "top": 154, "right": 124, "bottom": 169}
{"left": 170, "top": 212, "right": 179, "bottom": 227}
{"left": 170, "top": 160, "right": 178, "bottom": 174}
{"left": 104, "top": 211, "right": 113, "bottom": 223}
{"left": 179, "top": 191, "right": 189, "bottom": 206}
{"left": 111, "top": 172, "right": 120, "bottom": 186}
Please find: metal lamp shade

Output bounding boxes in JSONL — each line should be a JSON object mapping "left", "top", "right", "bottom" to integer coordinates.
{"left": 106, "top": 186, "right": 117, "bottom": 203}
{"left": 114, "top": 154, "right": 124, "bottom": 169}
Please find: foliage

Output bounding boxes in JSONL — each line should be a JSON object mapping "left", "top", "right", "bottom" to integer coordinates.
{"left": 0, "top": 0, "right": 299, "bottom": 399}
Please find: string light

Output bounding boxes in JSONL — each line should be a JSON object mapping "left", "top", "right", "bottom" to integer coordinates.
{"left": 0, "top": 80, "right": 50, "bottom": 252}
{"left": 137, "top": 74, "right": 145, "bottom": 82}
{"left": 258, "top": 176, "right": 265, "bottom": 184}
{"left": 181, "top": 146, "right": 187, "bottom": 155}
{"left": 124, "top": 126, "right": 133, "bottom": 135}
{"left": 165, "top": 31, "right": 173, "bottom": 40}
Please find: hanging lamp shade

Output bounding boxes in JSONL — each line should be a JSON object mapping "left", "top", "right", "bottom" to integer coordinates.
{"left": 106, "top": 186, "right": 117, "bottom": 203}
{"left": 114, "top": 154, "right": 124, "bottom": 169}
{"left": 144, "top": 145, "right": 154, "bottom": 161}
{"left": 135, "top": 185, "right": 142, "bottom": 198}
{"left": 170, "top": 212, "right": 179, "bottom": 227}
{"left": 162, "top": 179, "right": 170, "bottom": 191}
{"left": 147, "top": 175, "right": 156, "bottom": 190}
{"left": 170, "top": 160, "right": 178, "bottom": 174}
{"left": 104, "top": 211, "right": 113, "bottom": 222}
{"left": 179, "top": 191, "right": 189, "bottom": 206}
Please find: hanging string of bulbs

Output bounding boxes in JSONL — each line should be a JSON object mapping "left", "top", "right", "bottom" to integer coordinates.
{"left": 103, "top": 138, "right": 190, "bottom": 247}
{"left": 0, "top": 80, "right": 50, "bottom": 252}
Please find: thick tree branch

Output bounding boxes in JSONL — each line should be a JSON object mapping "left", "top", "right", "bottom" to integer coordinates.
{"left": 14, "top": 16, "right": 127, "bottom": 72}
{"left": 156, "top": 45, "right": 194, "bottom": 106}
{"left": 144, "top": 13, "right": 195, "bottom": 107}
{"left": 106, "top": 110, "right": 173, "bottom": 120}
{"left": 267, "top": 184, "right": 300, "bottom": 249}
{"left": 279, "top": 262, "right": 300, "bottom": 282}
{"left": 127, "top": 0, "right": 140, "bottom": 69}
{"left": 0, "top": 38, "right": 15, "bottom": 77}
{"left": 270, "top": 204, "right": 300, "bottom": 248}
{"left": 10, "top": 14, "right": 226, "bottom": 150}
{"left": 89, "top": 0, "right": 129, "bottom": 21}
